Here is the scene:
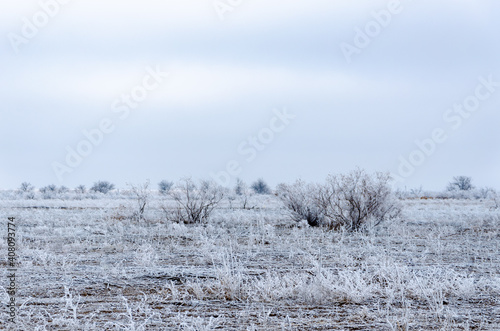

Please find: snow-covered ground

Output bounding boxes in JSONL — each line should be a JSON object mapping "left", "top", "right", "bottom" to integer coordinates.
{"left": 1, "top": 193, "right": 499, "bottom": 330}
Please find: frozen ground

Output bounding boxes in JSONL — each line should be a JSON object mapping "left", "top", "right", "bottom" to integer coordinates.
{"left": 1, "top": 194, "right": 499, "bottom": 330}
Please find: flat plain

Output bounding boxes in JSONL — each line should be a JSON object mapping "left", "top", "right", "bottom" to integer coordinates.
{"left": 1, "top": 193, "right": 499, "bottom": 330}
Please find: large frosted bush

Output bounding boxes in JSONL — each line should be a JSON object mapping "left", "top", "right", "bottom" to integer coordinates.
{"left": 317, "top": 169, "right": 401, "bottom": 231}
{"left": 277, "top": 169, "right": 401, "bottom": 231}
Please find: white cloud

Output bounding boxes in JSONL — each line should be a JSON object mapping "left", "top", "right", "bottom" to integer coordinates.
{"left": 6, "top": 58, "right": 405, "bottom": 113}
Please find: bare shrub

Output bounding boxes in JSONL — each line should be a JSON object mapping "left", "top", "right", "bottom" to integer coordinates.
{"left": 226, "top": 192, "right": 237, "bottom": 209}
{"left": 473, "top": 187, "right": 496, "bottom": 199}
{"left": 491, "top": 191, "right": 500, "bottom": 210}
{"left": 251, "top": 178, "right": 271, "bottom": 195}
{"left": 129, "top": 180, "right": 151, "bottom": 221}
{"left": 40, "top": 184, "right": 57, "bottom": 193}
{"left": 234, "top": 178, "right": 246, "bottom": 196}
{"left": 75, "top": 185, "right": 86, "bottom": 194}
{"left": 234, "top": 178, "right": 251, "bottom": 209}
{"left": 58, "top": 186, "right": 69, "bottom": 194}
{"left": 19, "top": 182, "right": 35, "bottom": 193}
{"left": 40, "top": 184, "right": 58, "bottom": 199}
{"left": 18, "top": 182, "right": 35, "bottom": 199}
{"left": 276, "top": 180, "right": 323, "bottom": 227}
{"left": 158, "top": 180, "right": 173, "bottom": 195}
{"left": 447, "top": 176, "right": 473, "bottom": 191}
{"left": 225, "top": 179, "right": 250, "bottom": 210}
{"left": 165, "top": 178, "right": 225, "bottom": 224}
{"left": 316, "top": 169, "right": 401, "bottom": 232}
{"left": 90, "top": 181, "right": 115, "bottom": 194}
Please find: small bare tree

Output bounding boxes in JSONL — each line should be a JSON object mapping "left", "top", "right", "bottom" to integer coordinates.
{"left": 447, "top": 176, "right": 474, "bottom": 191}
{"left": 19, "top": 182, "right": 35, "bottom": 193}
{"left": 276, "top": 180, "right": 323, "bottom": 227}
{"left": 40, "top": 185, "right": 58, "bottom": 199}
{"left": 75, "top": 185, "right": 86, "bottom": 194}
{"left": 58, "top": 186, "right": 69, "bottom": 194}
{"left": 158, "top": 180, "right": 173, "bottom": 195}
{"left": 227, "top": 192, "right": 237, "bottom": 209}
{"left": 129, "top": 180, "right": 151, "bottom": 221}
{"left": 18, "top": 182, "right": 35, "bottom": 199}
{"left": 166, "top": 178, "right": 225, "bottom": 224}
{"left": 316, "top": 169, "right": 401, "bottom": 232}
{"left": 234, "top": 178, "right": 246, "bottom": 196}
{"left": 251, "top": 178, "right": 271, "bottom": 195}
{"left": 234, "top": 178, "right": 250, "bottom": 209}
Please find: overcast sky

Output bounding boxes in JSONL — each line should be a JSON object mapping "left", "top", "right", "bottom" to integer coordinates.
{"left": 1, "top": 0, "right": 499, "bottom": 191}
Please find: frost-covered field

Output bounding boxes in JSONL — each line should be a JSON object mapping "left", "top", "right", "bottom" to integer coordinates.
{"left": 1, "top": 194, "right": 499, "bottom": 330}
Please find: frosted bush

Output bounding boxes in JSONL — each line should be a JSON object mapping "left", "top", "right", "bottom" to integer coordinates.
{"left": 90, "top": 180, "right": 115, "bottom": 194}
{"left": 317, "top": 169, "right": 401, "bottom": 231}
{"left": 165, "top": 178, "right": 225, "bottom": 224}
{"left": 276, "top": 180, "right": 323, "bottom": 226}
{"left": 277, "top": 169, "right": 401, "bottom": 231}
